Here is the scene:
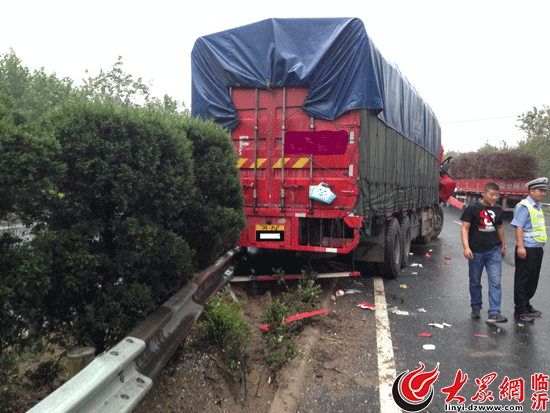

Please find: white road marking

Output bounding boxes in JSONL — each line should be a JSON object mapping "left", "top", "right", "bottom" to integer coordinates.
{"left": 374, "top": 277, "right": 400, "bottom": 413}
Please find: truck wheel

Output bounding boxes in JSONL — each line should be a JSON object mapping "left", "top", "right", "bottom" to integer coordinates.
{"left": 380, "top": 217, "right": 402, "bottom": 278}
{"left": 400, "top": 216, "right": 411, "bottom": 267}
{"left": 432, "top": 205, "right": 444, "bottom": 238}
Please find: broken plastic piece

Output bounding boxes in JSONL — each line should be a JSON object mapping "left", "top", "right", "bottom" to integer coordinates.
{"left": 335, "top": 290, "right": 345, "bottom": 297}
{"left": 390, "top": 307, "right": 409, "bottom": 315}
{"left": 417, "top": 308, "right": 427, "bottom": 313}
{"left": 419, "top": 333, "right": 432, "bottom": 337}
{"left": 423, "top": 344, "right": 436, "bottom": 350}
{"left": 358, "top": 302, "right": 375, "bottom": 310}
{"left": 444, "top": 262, "right": 450, "bottom": 265}
{"left": 429, "top": 322, "right": 451, "bottom": 328}
{"left": 424, "top": 253, "right": 431, "bottom": 258}
{"left": 259, "top": 309, "right": 330, "bottom": 331}
{"left": 474, "top": 334, "right": 488, "bottom": 338}
{"left": 344, "top": 289, "right": 362, "bottom": 295}
{"left": 444, "top": 256, "right": 452, "bottom": 260}
{"left": 399, "top": 284, "right": 408, "bottom": 289}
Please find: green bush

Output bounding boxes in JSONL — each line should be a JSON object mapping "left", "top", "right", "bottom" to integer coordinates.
{"left": 28, "top": 100, "right": 197, "bottom": 352}
{"left": 200, "top": 288, "right": 251, "bottom": 382}
{"left": 181, "top": 117, "right": 245, "bottom": 269}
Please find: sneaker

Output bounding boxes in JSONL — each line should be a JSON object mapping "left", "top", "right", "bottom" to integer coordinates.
{"left": 514, "top": 313, "right": 534, "bottom": 322}
{"left": 471, "top": 308, "right": 481, "bottom": 319}
{"left": 487, "top": 314, "right": 507, "bottom": 323}
{"left": 528, "top": 308, "right": 542, "bottom": 317}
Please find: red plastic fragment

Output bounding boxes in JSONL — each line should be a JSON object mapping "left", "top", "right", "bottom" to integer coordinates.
{"left": 474, "top": 334, "right": 488, "bottom": 338}
{"left": 259, "top": 309, "right": 330, "bottom": 331}
{"left": 444, "top": 262, "right": 450, "bottom": 265}
{"left": 424, "top": 253, "right": 431, "bottom": 258}
{"left": 420, "top": 333, "right": 432, "bottom": 337}
{"left": 358, "top": 302, "right": 376, "bottom": 311}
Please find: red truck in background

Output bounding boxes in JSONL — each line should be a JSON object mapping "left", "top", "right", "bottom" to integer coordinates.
{"left": 191, "top": 18, "right": 456, "bottom": 279}
{"left": 447, "top": 151, "right": 537, "bottom": 212}
{"left": 453, "top": 179, "right": 529, "bottom": 211}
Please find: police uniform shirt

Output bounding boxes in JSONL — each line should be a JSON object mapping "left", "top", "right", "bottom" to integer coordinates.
{"left": 510, "top": 196, "right": 545, "bottom": 248}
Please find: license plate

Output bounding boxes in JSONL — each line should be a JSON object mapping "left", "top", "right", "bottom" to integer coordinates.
{"left": 255, "top": 225, "right": 285, "bottom": 241}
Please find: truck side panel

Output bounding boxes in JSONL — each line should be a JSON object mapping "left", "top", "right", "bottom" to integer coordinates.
{"left": 354, "top": 110, "right": 439, "bottom": 216}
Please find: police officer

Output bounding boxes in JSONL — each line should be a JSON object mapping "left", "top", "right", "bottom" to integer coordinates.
{"left": 511, "top": 177, "right": 548, "bottom": 322}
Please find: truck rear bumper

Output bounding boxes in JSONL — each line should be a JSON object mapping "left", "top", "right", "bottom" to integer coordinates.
{"left": 239, "top": 209, "right": 362, "bottom": 254}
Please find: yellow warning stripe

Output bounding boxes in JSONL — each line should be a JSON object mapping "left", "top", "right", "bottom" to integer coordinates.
{"left": 237, "top": 157, "right": 311, "bottom": 168}
{"left": 249, "top": 158, "right": 267, "bottom": 168}
{"left": 292, "top": 157, "right": 310, "bottom": 168}
{"left": 273, "top": 158, "right": 290, "bottom": 168}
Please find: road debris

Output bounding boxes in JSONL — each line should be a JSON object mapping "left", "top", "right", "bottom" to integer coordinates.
{"left": 390, "top": 307, "right": 409, "bottom": 316}
{"left": 335, "top": 290, "right": 345, "bottom": 297}
{"left": 419, "top": 333, "right": 432, "bottom": 337}
{"left": 444, "top": 256, "right": 452, "bottom": 260}
{"left": 429, "top": 322, "right": 452, "bottom": 329}
{"left": 357, "top": 302, "right": 376, "bottom": 310}
{"left": 474, "top": 334, "right": 489, "bottom": 338}
{"left": 444, "top": 262, "right": 450, "bottom": 265}
{"left": 411, "top": 263, "right": 423, "bottom": 268}
{"left": 259, "top": 309, "right": 330, "bottom": 331}
{"left": 423, "top": 344, "right": 436, "bottom": 350}
{"left": 424, "top": 253, "right": 431, "bottom": 258}
{"left": 399, "top": 284, "right": 408, "bottom": 289}
{"left": 417, "top": 308, "right": 427, "bottom": 313}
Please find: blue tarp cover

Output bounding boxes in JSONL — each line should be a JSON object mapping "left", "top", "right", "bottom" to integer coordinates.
{"left": 191, "top": 18, "right": 440, "bottom": 156}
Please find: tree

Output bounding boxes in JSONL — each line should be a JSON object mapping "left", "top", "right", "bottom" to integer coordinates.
{"left": 517, "top": 106, "right": 550, "bottom": 181}
{"left": 0, "top": 49, "right": 74, "bottom": 130}
{"left": 79, "top": 56, "right": 188, "bottom": 114}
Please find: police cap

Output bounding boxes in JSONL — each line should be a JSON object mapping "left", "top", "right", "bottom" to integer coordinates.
{"left": 526, "top": 177, "right": 548, "bottom": 191}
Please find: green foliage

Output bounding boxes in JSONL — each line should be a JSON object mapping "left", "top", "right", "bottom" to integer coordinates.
{"left": 0, "top": 353, "right": 18, "bottom": 408}
{"left": 181, "top": 117, "right": 246, "bottom": 269}
{"left": 200, "top": 288, "right": 251, "bottom": 382}
{"left": 518, "top": 106, "right": 550, "bottom": 182}
{"left": 0, "top": 52, "right": 243, "bottom": 355}
{"left": 297, "top": 276, "right": 321, "bottom": 305}
{"left": 0, "top": 92, "right": 62, "bottom": 221}
{"left": 25, "top": 358, "right": 62, "bottom": 389}
{"left": 0, "top": 49, "right": 74, "bottom": 130}
{"left": 25, "top": 100, "right": 198, "bottom": 351}
{"left": 79, "top": 56, "right": 188, "bottom": 114}
{"left": 262, "top": 270, "right": 322, "bottom": 368}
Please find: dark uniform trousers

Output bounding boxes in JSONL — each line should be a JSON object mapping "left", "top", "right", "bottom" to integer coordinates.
{"left": 514, "top": 246, "right": 544, "bottom": 315}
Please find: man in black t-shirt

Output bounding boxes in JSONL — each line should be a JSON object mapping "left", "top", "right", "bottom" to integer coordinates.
{"left": 460, "top": 182, "right": 507, "bottom": 323}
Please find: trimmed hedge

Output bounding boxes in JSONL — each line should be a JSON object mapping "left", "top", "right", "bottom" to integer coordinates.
{"left": 1, "top": 99, "right": 245, "bottom": 352}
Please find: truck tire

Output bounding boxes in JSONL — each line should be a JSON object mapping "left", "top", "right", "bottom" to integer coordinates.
{"left": 400, "top": 216, "right": 411, "bottom": 267}
{"left": 432, "top": 205, "right": 444, "bottom": 238}
{"left": 380, "top": 217, "right": 402, "bottom": 278}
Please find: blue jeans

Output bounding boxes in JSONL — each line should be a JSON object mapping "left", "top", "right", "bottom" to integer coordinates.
{"left": 469, "top": 245, "right": 503, "bottom": 315}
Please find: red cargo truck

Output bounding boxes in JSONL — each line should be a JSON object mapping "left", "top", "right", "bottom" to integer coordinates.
{"left": 453, "top": 179, "right": 529, "bottom": 211}
{"left": 191, "top": 18, "right": 455, "bottom": 278}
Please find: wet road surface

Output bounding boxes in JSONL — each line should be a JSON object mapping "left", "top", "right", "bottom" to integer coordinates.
{"left": 297, "top": 205, "right": 550, "bottom": 412}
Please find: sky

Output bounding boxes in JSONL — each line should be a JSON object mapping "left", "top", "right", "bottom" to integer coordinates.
{"left": 3, "top": 0, "right": 550, "bottom": 154}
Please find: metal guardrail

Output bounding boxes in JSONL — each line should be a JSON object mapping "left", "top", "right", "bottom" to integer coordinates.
{"left": 27, "top": 247, "right": 240, "bottom": 413}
